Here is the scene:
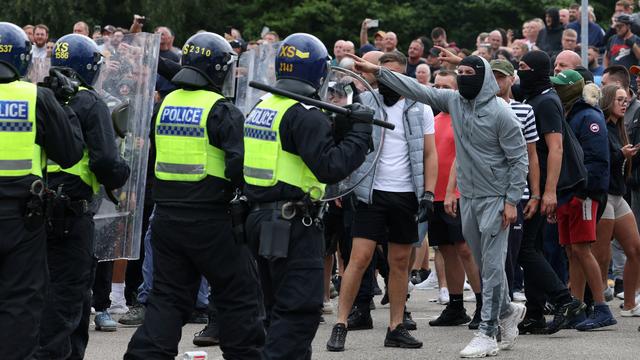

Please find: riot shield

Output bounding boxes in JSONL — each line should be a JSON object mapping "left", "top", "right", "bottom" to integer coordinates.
{"left": 321, "top": 66, "right": 387, "bottom": 201}
{"left": 26, "top": 57, "right": 51, "bottom": 84}
{"left": 91, "top": 32, "right": 160, "bottom": 260}
{"left": 234, "top": 41, "right": 280, "bottom": 115}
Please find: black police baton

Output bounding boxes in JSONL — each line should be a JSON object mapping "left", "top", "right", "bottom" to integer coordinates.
{"left": 249, "top": 81, "right": 395, "bottom": 130}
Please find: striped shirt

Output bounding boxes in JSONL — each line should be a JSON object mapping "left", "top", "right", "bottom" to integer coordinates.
{"left": 509, "top": 99, "right": 539, "bottom": 200}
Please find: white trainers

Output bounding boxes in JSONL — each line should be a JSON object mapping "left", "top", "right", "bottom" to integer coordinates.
{"left": 438, "top": 287, "right": 450, "bottom": 305}
{"left": 512, "top": 291, "right": 527, "bottom": 302}
{"left": 107, "top": 303, "right": 129, "bottom": 315}
{"left": 323, "top": 301, "right": 334, "bottom": 315}
{"left": 621, "top": 303, "right": 640, "bottom": 317}
{"left": 464, "top": 280, "right": 472, "bottom": 291}
{"left": 498, "top": 302, "right": 526, "bottom": 350}
{"left": 460, "top": 332, "right": 499, "bottom": 358}
{"left": 408, "top": 281, "right": 415, "bottom": 293}
{"left": 415, "top": 271, "right": 439, "bottom": 290}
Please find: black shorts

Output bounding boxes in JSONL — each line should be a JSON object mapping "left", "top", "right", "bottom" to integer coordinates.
{"left": 427, "top": 201, "right": 464, "bottom": 246}
{"left": 352, "top": 190, "right": 418, "bottom": 244}
{"left": 323, "top": 206, "right": 342, "bottom": 256}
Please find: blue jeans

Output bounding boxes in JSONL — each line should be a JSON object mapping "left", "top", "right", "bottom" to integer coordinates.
{"left": 136, "top": 208, "right": 210, "bottom": 308}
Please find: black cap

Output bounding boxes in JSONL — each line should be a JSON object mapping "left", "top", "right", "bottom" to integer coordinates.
{"left": 574, "top": 66, "right": 594, "bottom": 84}
{"left": 617, "top": 14, "right": 633, "bottom": 25}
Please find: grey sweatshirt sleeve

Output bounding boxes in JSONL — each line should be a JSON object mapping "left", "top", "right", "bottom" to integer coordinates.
{"left": 499, "top": 110, "right": 529, "bottom": 205}
{"left": 376, "top": 67, "right": 455, "bottom": 112}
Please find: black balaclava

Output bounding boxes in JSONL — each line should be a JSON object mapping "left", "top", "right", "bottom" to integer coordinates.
{"left": 519, "top": 50, "right": 552, "bottom": 99}
{"left": 378, "top": 82, "right": 402, "bottom": 106}
{"left": 457, "top": 56, "right": 485, "bottom": 100}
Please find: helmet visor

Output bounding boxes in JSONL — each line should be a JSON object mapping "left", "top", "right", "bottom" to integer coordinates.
{"left": 221, "top": 52, "right": 238, "bottom": 98}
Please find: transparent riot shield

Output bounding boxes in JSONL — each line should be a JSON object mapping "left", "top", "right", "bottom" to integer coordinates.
{"left": 321, "top": 66, "right": 387, "bottom": 201}
{"left": 234, "top": 41, "right": 280, "bottom": 115}
{"left": 26, "top": 57, "right": 51, "bottom": 84}
{"left": 91, "top": 32, "right": 160, "bottom": 260}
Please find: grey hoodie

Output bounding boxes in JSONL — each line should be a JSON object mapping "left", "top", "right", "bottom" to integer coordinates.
{"left": 376, "top": 58, "right": 528, "bottom": 205}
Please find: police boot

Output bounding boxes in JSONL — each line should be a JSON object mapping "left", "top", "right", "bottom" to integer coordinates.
{"left": 193, "top": 310, "right": 219, "bottom": 347}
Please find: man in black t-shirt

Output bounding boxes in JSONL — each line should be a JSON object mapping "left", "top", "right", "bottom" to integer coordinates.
{"left": 516, "top": 50, "right": 585, "bottom": 334}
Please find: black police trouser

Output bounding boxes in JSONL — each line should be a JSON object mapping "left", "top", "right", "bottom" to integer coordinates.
{"left": 0, "top": 203, "right": 47, "bottom": 360}
{"left": 92, "top": 260, "right": 113, "bottom": 312}
{"left": 247, "top": 209, "right": 324, "bottom": 360}
{"left": 125, "top": 209, "right": 263, "bottom": 360}
{"left": 35, "top": 211, "right": 94, "bottom": 360}
{"left": 518, "top": 212, "right": 571, "bottom": 319}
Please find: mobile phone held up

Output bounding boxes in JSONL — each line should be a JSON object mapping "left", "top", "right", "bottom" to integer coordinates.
{"left": 367, "top": 19, "right": 379, "bottom": 29}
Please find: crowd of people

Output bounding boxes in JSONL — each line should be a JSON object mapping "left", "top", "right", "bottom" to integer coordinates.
{"left": 2, "top": 1, "right": 640, "bottom": 359}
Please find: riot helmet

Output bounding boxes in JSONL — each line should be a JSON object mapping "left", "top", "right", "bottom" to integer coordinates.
{"left": 51, "top": 34, "right": 103, "bottom": 86}
{"left": 173, "top": 32, "right": 237, "bottom": 96}
{"left": 275, "top": 33, "right": 330, "bottom": 97}
{"left": 0, "top": 22, "right": 32, "bottom": 80}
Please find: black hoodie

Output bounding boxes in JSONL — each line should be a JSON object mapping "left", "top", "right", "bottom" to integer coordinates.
{"left": 537, "top": 8, "right": 564, "bottom": 56}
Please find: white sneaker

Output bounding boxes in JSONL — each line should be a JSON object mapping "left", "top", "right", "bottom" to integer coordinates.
{"left": 438, "top": 287, "right": 450, "bottom": 305}
{"left": 513, "top": 291, "right": 527, "bottom": 302}
{"left": 415, "top": 271, "right": 439, "bottom": 290}
{"left": 408, "top": 281, "right": 415, "bottom": 293}
{"left": 323, "top": 301, "right": 334, "bottom": 315}
{"left": 460, "top": 332, "right": 499, "bottom": 358}
{"left": 107, "top": 303, "right": 129, "bottom": 315}
{"left": 91, "top": 307, "right": 96, "bottom": 315}
{"left": 498, "top": 302, "right": 526, "bottom": 350}
{"left": 616, "top": 291, "right": 640, "bottom": 301}
{"left": 464, "top": 281, "right": 472, "bottom": 291}
{"left": 464, "top": 294, "right": 476, "bottom": 302}
{"left": 621, "top": 303, "right": 640, "bottom": 317}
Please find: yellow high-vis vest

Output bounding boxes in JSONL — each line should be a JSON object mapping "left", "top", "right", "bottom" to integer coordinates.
{"left": 0, "top": 80, "right": 42, "bottom": 178}
{"left": 243, "top": 94, "right": 325, "bottom": 200}
{"left": 154, "top": 89, "right": 227, "bottom": 182}
{"left": 46, "top": 88, "right": 99, "bottom": 193}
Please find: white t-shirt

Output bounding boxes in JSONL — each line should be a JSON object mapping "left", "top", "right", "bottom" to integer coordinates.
{"left": 32, "top": 46, "right": 48, "bottom": 59}
{"left": 373, "top": 99, "right": 435, "bottom": 192}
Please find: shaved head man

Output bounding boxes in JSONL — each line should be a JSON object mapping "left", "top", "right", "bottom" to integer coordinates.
{"left": 559, "top": 9, "right": 570, "bottom": 26}
{"left": 360, "top": 50, "right": 384, "bottom": 86}
{"left": 383, "top": 32, "right": 398, "bottom": 52}
{"left": 73, "top": 21, "right": 89, "bottom": 36}
{"left": 343, "top": 40, "right": 355, "bottom": 56}
{"left": 488, "top": 30, "right": 503, "bottom": 52}
{"left": 554, "top": 50, "right": 582, "bottom": 74}
{"left": 333, "top": 40, "right": 346, "bottom": 63}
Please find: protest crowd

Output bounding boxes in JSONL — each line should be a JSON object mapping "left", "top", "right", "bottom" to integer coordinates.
{"left": 3, "top": 1, "right": 640, "bottom": 359}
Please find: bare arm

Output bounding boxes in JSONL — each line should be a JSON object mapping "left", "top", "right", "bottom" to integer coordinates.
{"left": 359, "top": 19, "right": 370, "bottom": 48}
{"left": 423, "top": 133, "right": 437, "bottom": 193}
{"left": 444, "top": 158, "right": 458, "bottom": 217}
{"left": 603, "top": 50, "right": 610, "bottom": 68}
{"left": 542, "top": 132, "right": 563, "bottom": 215}
{"left": 523, "top": 142, "right": 541, "bottom": 219}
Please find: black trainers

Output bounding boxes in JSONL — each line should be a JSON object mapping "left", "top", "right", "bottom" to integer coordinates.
{"left": 327, "top": 323, "right": 347, "bottom": 352}
{"left": 468, "top": 307, "right": 481, "bottom": 330}
{"left": 403, "top": 309, "right": 417, "bottom": 330}
{"left": 546, "top": 298, "right": 587, "bottom": 334}
{"left": 381, "top": 290, "right": 389, "bottom": 305}
{"left": 410, "top": 269, "right": 421, "bottom": 285}
{"left": 347, "top": 306, "right": 373, "bottom": 330}
{"left": 193, "top": 322, "right": 220, "bottom": 347}
{"left": 384, "top": 324, "right": 423, "bottom": 348}
{"left": 430, "top": 305, "right": 471, "bottom": 326}
{"left": 188, "top": 308, "right": 208, "bottom": 324}
{"left": 614, "top": 279, "right": 624, "bottom": 298}
{"left": 518, "top": 316, "right": 547, "bottom": 334}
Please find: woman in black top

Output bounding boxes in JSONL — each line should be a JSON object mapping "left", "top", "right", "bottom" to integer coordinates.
{"left": 596, "top": 85, "right": 640, "bottom": 315}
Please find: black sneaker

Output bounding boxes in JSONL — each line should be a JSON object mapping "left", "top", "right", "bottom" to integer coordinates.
{"left": 410, "top": 270, "right": 421, "bottom": 285}
{"left": 193, "top": 323, "right": 220, "bottom": 347}
{"left": 429, "top": 306, "right": 471, "bottom": 326}
{"left": 468, "top": 307, "right": 481, "bottom": 330}
{"left": 188, "top": 308, "right": 208, "bottom": 324}
{"left": 518, "top": 316, "right": 547, "bottom": 335}
{"left": 546, "top": 298, "right": 587, "bottom": 335}
{"left": 347, "top": 306, "right": 373, "bottom": 330}
{"left": 384, "top": 324, "right": 423, "bottom": 348}
{"left": 327, "top": 323, "right": 347, "bottom": 352}
{"left": 381, "top": 291, "right": 389, "bottom": 305}
{"left": 614, "top": 279, "right": 624, "bottom": 298}
{"left": 418, "top": 268, "right": 431, "bottom": 284}
{"left": 403, "top": 310, "right": 417, "bottom": 330}
{"left": 369, "top": 299, "right": 376, "bottom": 310}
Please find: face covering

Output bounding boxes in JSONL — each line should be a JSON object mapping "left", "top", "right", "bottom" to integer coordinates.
{"left": 554, "top": 80, "right": 584, "bottom": 112}
{"left": 457, "top": 56, "right": 485, "bottom": 100}
{"left": 378, "top": 82, "right": 402, "bottom": 106}
{"left": 519, "top": 50, "right": 552, "bottom": 99}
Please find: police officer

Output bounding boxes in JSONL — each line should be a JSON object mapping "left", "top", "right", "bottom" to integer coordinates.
{"left": 243, "top": 33, "right": 374, "bottom": 359}
{"left": 0, "top": 23, "right": 84, "bottom": 360}
{"left": 124, "top": 32, "right": 264, "bottom": 360}
{"left": 35, "top": 34, "right": 131, "bottom": 359}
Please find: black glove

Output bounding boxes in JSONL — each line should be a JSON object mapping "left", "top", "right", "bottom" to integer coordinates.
{"left": 416, "top": 191, "right": 435, "bottom": 223}
{"left": 39, "top": 68, "right": 79, "bottom": 104}
{"left": 331, "top": 112, "right": 353, "bottom": 142}
{"left": 345, "top": 103, "right": 375, "bottom": 124}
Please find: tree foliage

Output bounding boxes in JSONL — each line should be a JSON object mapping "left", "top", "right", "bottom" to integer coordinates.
{"left": 4, "top": 0, "right": 617, "bottom": 50}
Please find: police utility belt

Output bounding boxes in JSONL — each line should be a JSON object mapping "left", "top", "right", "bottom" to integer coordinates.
{"left": 251, "top": 199, "right": 327, "bottom": 227}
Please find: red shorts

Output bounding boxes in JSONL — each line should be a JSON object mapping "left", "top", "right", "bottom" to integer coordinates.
{"left": 557, "top": 196, "right": 598, "bottom": 246}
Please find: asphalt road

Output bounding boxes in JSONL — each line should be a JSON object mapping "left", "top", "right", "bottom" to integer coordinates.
{"left": 85, "top": 283, "right": 640, "bottom": 360}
